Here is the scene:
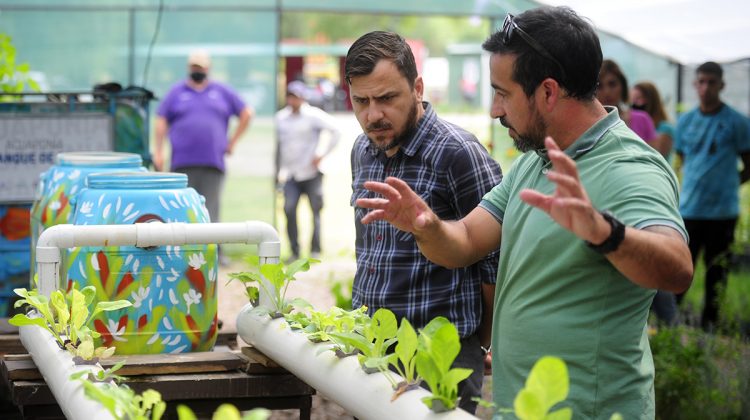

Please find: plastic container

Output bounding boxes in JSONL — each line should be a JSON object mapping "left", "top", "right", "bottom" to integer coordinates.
{"left": 67, "top": 172, "right": 218, "bottom": 354}
{"left": 30, "top": 152, "right": 146, "bottom": 285}
{"left": 0, "top": 204, "right": 31, "bottom": 315}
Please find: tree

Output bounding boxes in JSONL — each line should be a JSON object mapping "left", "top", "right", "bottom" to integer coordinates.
{"left": 0, "top": 33, "right": 40, "bottom": 101}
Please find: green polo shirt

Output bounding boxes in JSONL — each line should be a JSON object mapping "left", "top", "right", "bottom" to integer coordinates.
{"left": 480, "top": 108, "right": 685, "bottom": 419}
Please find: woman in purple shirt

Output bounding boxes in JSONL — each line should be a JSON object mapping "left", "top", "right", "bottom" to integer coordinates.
{"left": 597, "top": 59, "right": 657, "bottom": 142}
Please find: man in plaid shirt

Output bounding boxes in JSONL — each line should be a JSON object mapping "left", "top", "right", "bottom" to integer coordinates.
{"left": 345, "top": 31, "right": 502, "bottom": 413}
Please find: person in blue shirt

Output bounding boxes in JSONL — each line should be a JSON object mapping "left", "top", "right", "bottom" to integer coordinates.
{"left": 674, "top": 61, "right": 750, "bottom": 330}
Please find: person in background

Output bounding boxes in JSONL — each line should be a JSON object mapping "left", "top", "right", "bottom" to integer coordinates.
{"left": 632, "top": 81, "right": 674, "bottom": 159}
{"left": 154, "top": 49, "right": 253, "bottom": 258}
{"left": 275, "top": 80, "right": 340, "bottom": 261}
{"left": 597, "top": 59, "right": 657, "bottom": 143}
{"left": 356, "top": 7, "right": 692, "bottom": 417}
{"left": 345, "top": 31, "right": 502, "bottom": 413}
{"left": 674, "top": 61, "right": 750, "bottom": 330}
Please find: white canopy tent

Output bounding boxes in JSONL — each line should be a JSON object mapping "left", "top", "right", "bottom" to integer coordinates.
{"left": 532, "top": 0, "right": 750, "bottom": 115}
{"left": 537, "top": 0, "right": 750, "bottom": 65}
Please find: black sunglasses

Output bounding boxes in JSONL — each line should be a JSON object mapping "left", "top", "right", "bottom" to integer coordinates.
{"left": 501, "top": 13, "right": 567, "bottom": 83}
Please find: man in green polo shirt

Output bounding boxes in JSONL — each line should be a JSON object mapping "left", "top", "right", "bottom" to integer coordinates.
{"left": 354, "top": 6, "right": 693, "bottom": 419}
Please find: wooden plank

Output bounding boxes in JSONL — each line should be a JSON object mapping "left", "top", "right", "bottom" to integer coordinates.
{"left": 241, "top": 346, "right": 280, "bottom": 368}
{"left": 215, "top": 330, "right": 238, "bottom": 349}
{"left": 105, "top": 351, "right": 247, "bottom": 376}
{"left": 8, "top": 380, "right": 57, "bottom": 406}
{"left": 8, "top": 371, "right": 315, "bottom": 406}
{"left": 2, "top": 353, "right": 31, "bottom": 361}
{"left": 0, "top": 318, "right": 24, "bottom": 356}
{"left": 2, "top": 359, "right": 41, "bottom": 381}
{"left": 125, "top": 371, "right": 315, "bottom": 400}
{"left": 0, "top": 335, "right": 25, "bottom": 355}
{"left": 2, "top": 351, "right": 249, "bottom": 380}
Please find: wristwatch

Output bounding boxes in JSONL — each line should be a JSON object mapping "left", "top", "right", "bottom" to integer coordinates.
{"left": 585, "top": 210, "right": 625, "bottom": 254}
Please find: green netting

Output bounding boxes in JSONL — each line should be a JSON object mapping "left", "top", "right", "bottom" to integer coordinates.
{"left": 0, "top": 0, "right": 692, "bottom": 117}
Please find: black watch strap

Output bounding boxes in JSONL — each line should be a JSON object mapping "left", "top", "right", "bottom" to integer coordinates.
{"left": 585, "top": 210, "right": 625, "bottom": 254}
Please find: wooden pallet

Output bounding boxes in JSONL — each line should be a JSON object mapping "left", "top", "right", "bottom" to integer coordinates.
{"left": 0, "top": 342, "right": 314, "bottom": 420}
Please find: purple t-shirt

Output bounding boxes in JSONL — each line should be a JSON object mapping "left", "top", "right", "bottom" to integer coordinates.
{"left": 628, "top": 109, "right": 657, "bottom": 142}
{"left": 157, "top": 81, "right": 246, "bottom": 172}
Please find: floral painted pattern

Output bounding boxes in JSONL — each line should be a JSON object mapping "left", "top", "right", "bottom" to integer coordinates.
{"left": 66, "top": 182, "right": 218, "bottom": 355}
{"left": 30, "top": 160, "right": 146, "bottom": 282}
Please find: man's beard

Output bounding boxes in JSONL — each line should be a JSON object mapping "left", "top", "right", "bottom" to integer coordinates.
{"left": 499, "top": 106, "right": 547, "bottom": 153}
{"left": 367, "top": 100, "right": 420, "bottom": 153}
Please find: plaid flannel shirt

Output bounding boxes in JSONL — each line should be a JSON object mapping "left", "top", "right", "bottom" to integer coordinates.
{"left": 350, "top": 102, "right": 502, "bottom": 337}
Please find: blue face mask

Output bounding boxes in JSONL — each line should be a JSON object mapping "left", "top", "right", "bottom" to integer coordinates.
{"left": 190, "top": 71, "right": 207, "bottom": 83}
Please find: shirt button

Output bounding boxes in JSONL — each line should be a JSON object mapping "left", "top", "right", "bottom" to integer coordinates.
{"left": 376, "top": 234, "right": 383, "bottom": 241}
{"left": 369, "top": 267, "right": 375, "bottom": 274}
{"left": 542, "top": 168, "right": 549, "bottom": 175}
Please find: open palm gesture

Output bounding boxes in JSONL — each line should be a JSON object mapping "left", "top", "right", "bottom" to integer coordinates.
{"left": 356, "top": 177, "right": 436, "bottom": 234}
{"left": 519, "top": 137, "right": 606, "bottom": 243}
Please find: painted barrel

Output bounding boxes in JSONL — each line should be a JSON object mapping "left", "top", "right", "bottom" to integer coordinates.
{"left": 30, "top": 152, "right": 146, "bottom": 285}
{"left": 66, "top": 172, "right": 218, "bottom": 354}
{"left": 0, "top": 204, "right": 31, "bottom": 315}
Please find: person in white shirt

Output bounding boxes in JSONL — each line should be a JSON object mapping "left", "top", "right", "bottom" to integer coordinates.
{"left": 275, "top": 80, "right": 341, "bottom": 260}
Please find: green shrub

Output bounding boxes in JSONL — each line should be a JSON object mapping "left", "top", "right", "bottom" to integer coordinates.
{"left": 651, "top": 326, "right": 750, "bottom": 419}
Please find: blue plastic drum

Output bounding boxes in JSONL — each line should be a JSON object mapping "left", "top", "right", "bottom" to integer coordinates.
{"left": 30, "top": 152, "right": 146, "bottom": 285}
{"left": 67, "top": 172, "right": 218, "bottom": 354}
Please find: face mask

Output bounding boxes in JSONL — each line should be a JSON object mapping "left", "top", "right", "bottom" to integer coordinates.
{"left": 190, "top": 71, "right": 207, "bottom": 83}
{"left": 631, "top": 103, "right": 646, "bottom": 111}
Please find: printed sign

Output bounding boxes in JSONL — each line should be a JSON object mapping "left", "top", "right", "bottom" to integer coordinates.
{"left": 0, "top": 114, "right": 112, "bottom": 203}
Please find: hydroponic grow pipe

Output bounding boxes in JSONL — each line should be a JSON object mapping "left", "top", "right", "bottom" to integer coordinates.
{"left": 18, "top": 323, "right": 115, "bottom": 420}
{"left": 236, "top": 305, "right": 478, "bottom": 420}
{"left": 21, "top": 221, "right": 280, "bottom": 420}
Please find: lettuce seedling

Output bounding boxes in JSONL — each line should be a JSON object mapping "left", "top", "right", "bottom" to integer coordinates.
{"left": 9, "top": 286, "right": 132, "bottom": 361}
{"left": 388, "top": 317, "right": 421, "bottom": 392}
{"left": 228, "top": 255, "right": 315, "bottom": 318}
{"left": 329, "top": 307, "right": 398, "bottom": 374}
{"left": 302, "top": 306, "right": 369, "bottom": 357}
{"left": 177, "top": 403, "right": 270, "bottom": 420}
{"left": 513, "top": 356, "right": 572, "bottom": 420}
{"left": 415, "top": 316, "right": 473, "bottom": 412}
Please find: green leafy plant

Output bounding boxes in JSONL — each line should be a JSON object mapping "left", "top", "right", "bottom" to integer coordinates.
{"left": 9, "top": 286, "right": 132, "bottom": 361}
{"left": 74, "top": 364, "right": 269, "bottom": 420}
{"left": 651, "top": 325, "right": 750, "bottom": 419}
{"left": 73, "top": 368, "right": 166, "bottom": 420}
{"left": 228, "top": 255, "right": 315, "bottom": 318}
{"left": 513, "top": 356, "right": 571, "bottom": 420}
{"left": 70, "top": 360, "right": 127, "bottom": 384}
{"left": 0, "top": 34, "right": 40, "bottom": 101}
{"left": 415, "top": 316, "right": 473, "bottom": 412}
{"left": 388, "top": 317, "right": 421, "bottom": 391}
{"left": 330, "top": 277, "right": 353, "bottom": 310}
{"left": 284, "top": 311, "right": 312, "bottom": 331}
{"left": 177, "top": 403, "right": 270, "bottom": 420}
{"left": 329, "top": 307, "right": 398, "bottom": 374}
{"left": 302, "top": 306, "right": 369, "bottom": 356}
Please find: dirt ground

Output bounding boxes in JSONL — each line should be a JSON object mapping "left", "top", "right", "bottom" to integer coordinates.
{"left": 216, "top": 260, "right": 495, "bottom": 420}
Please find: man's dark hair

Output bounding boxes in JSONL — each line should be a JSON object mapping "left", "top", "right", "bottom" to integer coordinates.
{"left": 696, "top": 61, "right": 723, "bottom": 79}
{"left": 344, "top": 31, "right": 418, "bottom": 87}
{"left": 482, "top": 6, "right": 602, "bottom": 100}
{"left": 600, "top": 59, "right": 629, "bottom": 103}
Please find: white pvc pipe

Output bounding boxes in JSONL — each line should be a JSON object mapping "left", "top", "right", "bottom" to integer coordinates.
{"left": 23, "top": 221, "right": 280, "bottom": 419}
{"left": 18, "top": 324, "right": 115, "bottom": 420}
{"left": 35, "top": 221, "right": 280, "bottom": 299}
{"left": 236, "top": 304, "right": 478, "bottom": 420}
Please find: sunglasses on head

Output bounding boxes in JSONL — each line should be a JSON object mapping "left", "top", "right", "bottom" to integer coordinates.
{"left": 501, "top": 13, "right": 567, "bottom": 83}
